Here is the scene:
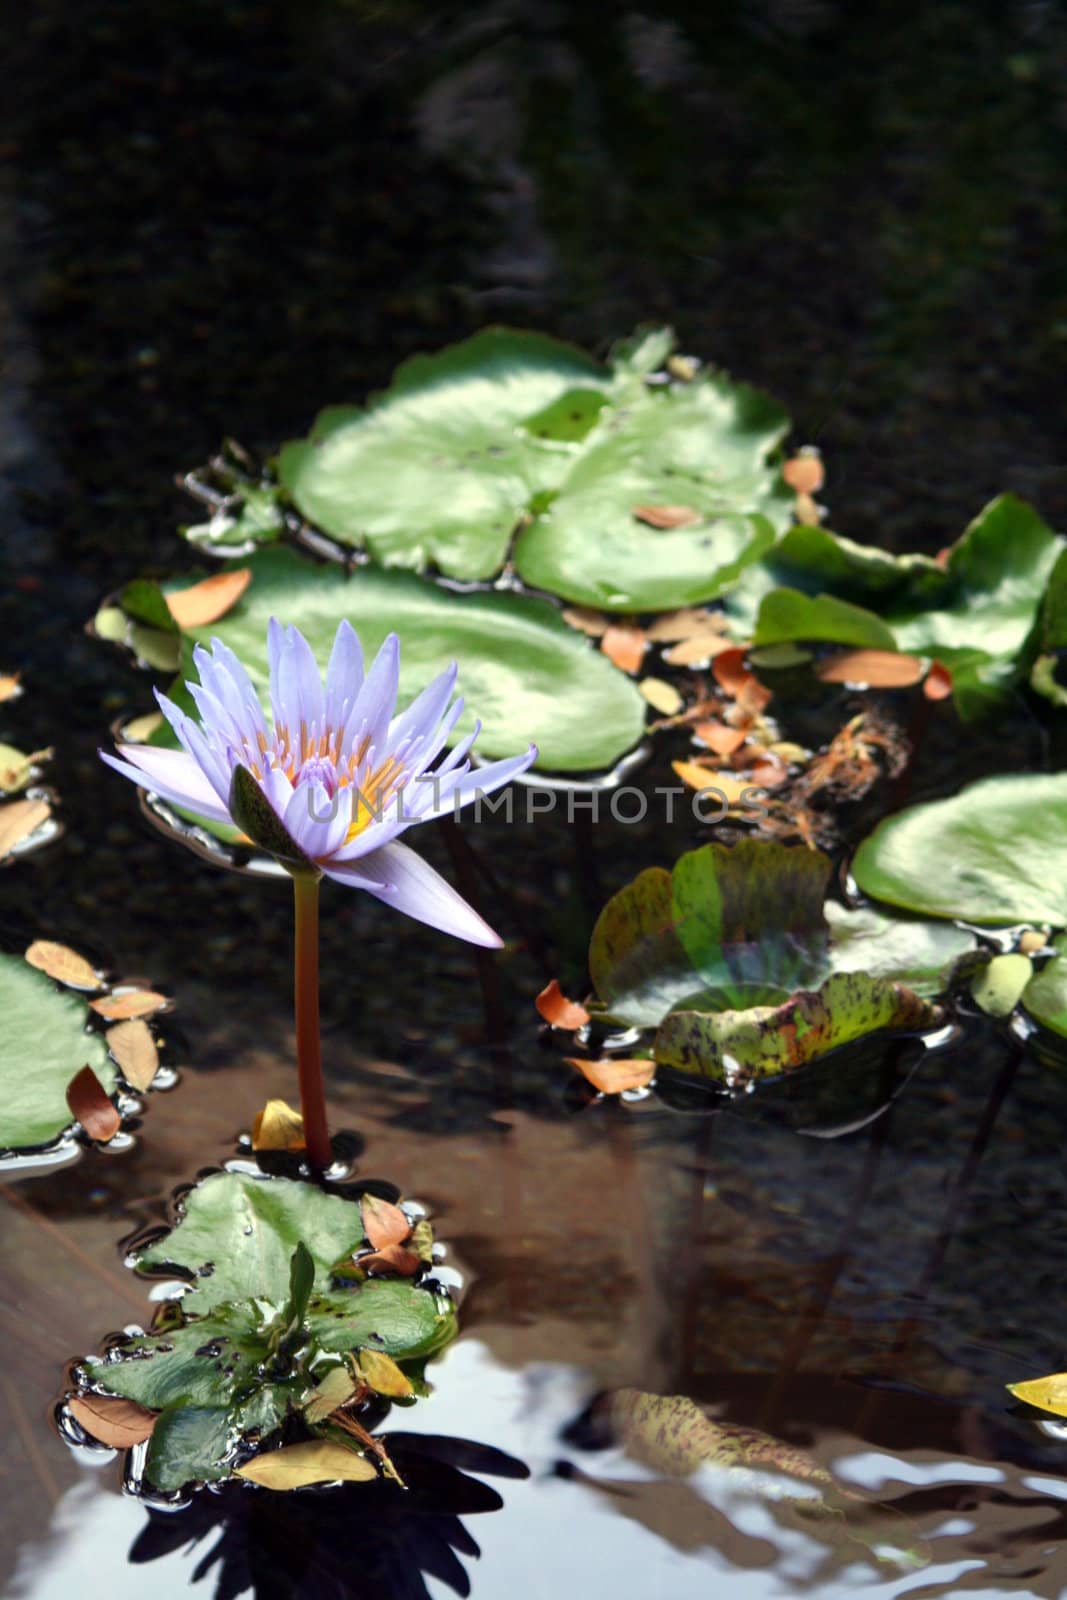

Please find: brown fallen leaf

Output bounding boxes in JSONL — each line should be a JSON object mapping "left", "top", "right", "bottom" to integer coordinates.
{"left": 923, "top": 661, "right": 954, "bottom": 700}
{"left": 632, "top": 504, "right": 702, "bottom": 529}
{"left": 639, "top": 677, "right": 683, "bottom": 715}
{"left": 357, "top": 1243, "right": 422, "bottom": 1277}
{"left": 644, "top": 608, "right": 730, "bottom": 644}
{"left": 89, "top": 989, "right": 168, "bottom": 1020}
{"left": 0, "top": 797, "right": 51, "bottom": 861}
{"left": 106, "top": 1018, "right": 160, "bottom": 1090}
{"left": 25, "top": 940, "right": 104, "bottom": 991}
{"left": 303, "top": 1365, "right": 357, "bottom": 1424}
{"left": 252, "top": 1098, "right": 306, "bottom": 1151}
{"left": 357, "top": 1348, "right": 414, "bottom": 1399}
{"left": 742, "top": 754, "right": 789, "bottom": 789}
{"left": 692, "top": 722, "right": 748, "bottom": 757}
{"left": 734, "top": 674, "right": 773, "bottom": 717}
{"left": 536, "top": 979, "right": 591, "bottom": 1030}
{"left": 816, "top": 649, "right": 925, "bottom": 688}
{"left": 671, "top": 762, "right": 759, "bottom": 806}
{"left": 711, "top": 647, "right": 751, "bottom": 697}
{"left": 782, "top": 453, "right": 825, "bottom": 495}
{"left": 66, "top": 1065, "right": 121, "bottom": 1143}
{"left": 68, "top": 1393, "right": 158, "bottom": 1448}
{"left": 360, "top": 1192, "right": 412, "bottom": 1250}
{"left": 600, "top": 623, "right": 647, "bottom": 674}
{"left": 236, "top": 1440, "right": 377, "bottom": 1489}
{"left": 330, "top": 1409, "right": 406, "bottom": 1486}
{"left": 0, "top": 674, "right": 21, "bottom": 702}
{"left": 165, "top": 567, "right": 252, "bottom": 629}
{"left": 566, "top": 1057, "right": 655, "bottom": 1094}
{"left": 560, "top": 606, "right": 609, "bottom": 638}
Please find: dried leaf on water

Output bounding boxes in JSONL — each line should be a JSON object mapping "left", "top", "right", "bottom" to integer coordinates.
{"left": 65, "top": 1065, "right": 121, "bottom": 1143}
{"left": 0, "top": 674, "right": 21, "bottom": 702}
{"left": 303, "top": 1365, "right": 357, "bottom": 1424}
{"left": 357, "top": 1348, "right": 414, "bottom": 1399}
{"left": 1007, "top": 1373, "right": 1067, "bottom": 1418}
{"left": 816, "top": 649, "right": 925, "bottom": 688}
{"left": 235, "top": 1440, "right": 377, "bottom": 1489}
{"left": 644, "top": 608, "right": 729, "bottom": 644}
{"left": 0, "top": 798, "right": 51, "bottom": 861}
{"left": 639, "top": 678, "right": 683, "bottom": 715}
{"left": 692, "top": 721, "right": 748, "bottom": 757}
{"left": 600, "top": 624, "right": 647, "bottom": 674}
{"left": 25, "top": 940, "right": 104, "bottom": 991}
{"left": 411, "top": 1219, "right": 435, "bottom": 1264}
{"left": 357, "top": 1243, "right": 423, "bottom": 1277}
{"left": 0, "top": 744, "right": 51, "bottom": 794}
{"left": 68, "top": 1393, "right": 158, "bottom": 1448}
{"left": 106, "top": 1018, "right": 160, "bottom": 1090}
{"left": 923, "top": 661, "right": 954, "bottom": 700}
{"left": 560, "top": 607, "right": 609, "bottom": 638}
{"left": 536, "top": 979, "right": 591, "bottom": 1030}
{"left": 565, "top": 1056, "right": 655, "bottom": 1094}
{"left": 632, "top": 504, "right": 702, "bottom": 529}
{"left": 165, "top": 568, "right": 252, "bottom": 629}
{"left": 360, "top": 1193, "right": 413, "bottom": 1250}
{"left": 90, "top": 989, "right": 168, "bottom": 1020}
{"left": 252, "top": 1098, "right": 306, "bottom": 1151}
{"left": 671, "top": 763, "right": 760, "bottom": 806}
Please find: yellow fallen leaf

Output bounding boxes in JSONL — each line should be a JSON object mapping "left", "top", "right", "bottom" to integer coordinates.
{"left": 644, "top": 608, "right": 730, "bottom": 643}
{"left": 560, "top": 606, "right": 608, "bottom": 638}
{"left": 121, "top": 711, "right": 165, "bottom": 743}
{"left": 0, "top": 744, "right": 51, "bottom": 794}
{"left": 106, "top": 1018, "right": 159, "bottom": 1090}
{"left": 411, "top": 1219, "right": 435, "bottom": 1264}
{"left": 25, "top": 940, "right": 104, "bottom": 991}
{"left": 671, "top": 762, "right": 757, "bottom": 805}
{"left": 235, "top": 1440, "right": 377, "bottom": 1489}
{"left": 0, "top": 674, "right": 21, "bottom": 702}
{"left": 68, "top": 1393, "right": 158, "bottom": 1448}
{"left": 662, "top": 634, "right": 732, "bottom": 667}
{"left": 639, "top": 678, "right": 683, "bottom": 715}
{"left": 1007, "top": 1373, "right": 1067, "bottom": 1418}
{"left": 89, "top": 989, "right": 168, "bottom": 1019}
{"left": 303, "top": 1365, "right": 356, "bottom": 1424}
{"left": 0, "top": 798, "right": 51, "bottom": 861}
{"left": 252, "top": 1098, "right": 306, "bottom": 1151}
{"left": 165, "top": 568, "right": 252, "bottom": 629}
{"left": 357, "top": 1348, "right": 414, "bottom": 1399}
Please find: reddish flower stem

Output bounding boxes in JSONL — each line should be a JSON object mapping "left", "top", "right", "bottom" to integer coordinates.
{"left": 292, "top": 871, "right": 333, "bottom": 1174}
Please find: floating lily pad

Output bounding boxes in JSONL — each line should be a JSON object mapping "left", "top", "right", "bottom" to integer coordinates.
{"left": 730, "top": 497, "right": 1061, "bottom": 716}
{"left": 103, "top": 546, "right": 646, "bottom": 775}
{"left": 1020, "top": 935, "right": 1067, "bottom": 1039}
{"left": 584, "top": 842, "right": 945, "bottom": 1088}
{"left": 73, "top": 1171, "right": 457, "bottom": 1492}
{"left": 853, "top": 772, "right": 1067, "bottom": 925}
{"left": 1029, "top": 547, "right": 1067, "bottom": 707}
{"left": 0, "top": 953, "right": 116, "bottom": 1151}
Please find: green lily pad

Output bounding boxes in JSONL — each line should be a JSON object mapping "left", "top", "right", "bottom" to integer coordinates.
{"left": 109, "top": 546, "right": 646, "bottom": 775}
{"left": 1022, "top": 935, "right": 1067, "bottom": 1038}
{"left": 79, "top": 1171, "right": 458, "bottom": 1491}
{"left": 656, "top": 971, "right": 938, "bottom": 1086}
{"left": 1029, "top": 547, "right": 1067, "bottom": 707}
{"left": 277, "top": 328, "right": 611, "bottom": 580}
{"left": 731, "top": 497, "right": 1061, "bottom": 717}
{"left": 0, "top": 952, "right": 116, "bottom": 1151}
{"left": 824, "top": 903, "right": 976, "bottom": 998}
{"left": 852, "top": 772, "right": 1067, "bottom": 925}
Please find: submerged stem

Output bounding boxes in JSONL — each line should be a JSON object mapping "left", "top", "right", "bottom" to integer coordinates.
{"left": 292, "top": 871, "right": 333, "bottom": 1175}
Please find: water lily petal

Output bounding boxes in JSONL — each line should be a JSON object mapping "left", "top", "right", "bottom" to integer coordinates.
{"left": 345, "top": 634, "right": 400, "bottom": 765}
{"left": 419, "top": 746, "right": 538, "bottom": 820}
{"left": 100, "top": 746, "right": 234, "bottom": 824}
{"left": 324, "top": 619, "right": 364, "bottom": 732}
{"left": 324, "top": 840, "right": 504, "bottom": 947}
{"left": 154, "top": 690, "right": 233, "bottom": 805}
{"left": 283, "top": 776, "right": 351, "bottom": 859}
{"left": 387, "top": 662, "right": 458, "bottom": 759}
{"left": 193, "top": 640, "right": 267, "bottom": 747}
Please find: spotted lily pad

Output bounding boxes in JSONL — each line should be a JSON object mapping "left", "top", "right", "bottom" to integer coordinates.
{"left": 71, "top": 1172, "right": 457, "bottom": 1493}
{"left": 585, "top": 841, "right": 948, "bottom": 1087}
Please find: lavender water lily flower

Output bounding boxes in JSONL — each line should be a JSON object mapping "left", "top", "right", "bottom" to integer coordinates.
{"left": 102, "top": 619, "right": 537, "bottom": 947}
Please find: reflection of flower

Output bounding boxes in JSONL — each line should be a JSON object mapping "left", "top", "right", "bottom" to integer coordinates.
{"left": 103, "top": 620, "right": 536, "bottom": 946}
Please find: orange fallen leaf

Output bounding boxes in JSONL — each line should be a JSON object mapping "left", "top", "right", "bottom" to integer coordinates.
{"left": 25, "top": 940, "right": 104, "bottom": 991}
{"left": 742, "top": 755, "right": 789, "bottom": 788}
{"left": 924, "top": 661, "right": 954, "bottom": 700}
{"left": 252, "top": 1097, "right": 306, "bottom": 1151}
{"left": 360, "top": 1192, "right": 412, "bottom": 1250}
{"left": 632, "top": 504, "right": 701, "bottom": 529}
{"left": 0, "top": 797, "right": 51, "bottom": 861}
{"left": 816, "top": 649, "right": 925, "bottom": 688}
{"left": 782, "top": 454, "right": 825, "bottom": 495}
{"left": 0, "top": 674, "right": 21, "bottom": 702}
{"left": 711, "top": 648, "right": 751, "bottom": 697}
{"left": 66, "top": 1065, "right": 121, "bottom": 1143}
{"left": 734, "top": 674, "right": 774, "bottom": 717}
{"left": 106, "top": 1019, "right": 159, "bottom": 1091}
{"left": 566, "top": 1057, "right": 655, "bottom": 1094}
{"left": 672, "top": 763, "right": 759, "bottom": 806}
{"left": 536, "top": 979, "right": 591, "bottom": 1030}
{"left": 68, "top": 1393, "right": 158, "bottom": 1448}
{"left": 693, "top": 722, "right": 748, "bottom": 757}
{"left": 560, "top": 607, "right": 609, "bottom": 638}
{"left": 89, "top": 989, "right": 168, "bottom": 1020}
{"left": 165, "top": 568, "right": 252, "bottom": 629}
{"left": 357, "top": 1243, "right": 422, "bottom": 1277}
{"left": 600, "top": 623, "right": 647, "bottom": 674}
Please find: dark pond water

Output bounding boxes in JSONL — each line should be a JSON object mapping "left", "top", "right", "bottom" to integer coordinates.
{"left": 4, "top": 2, "right": 1067, "bottom": 1595}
